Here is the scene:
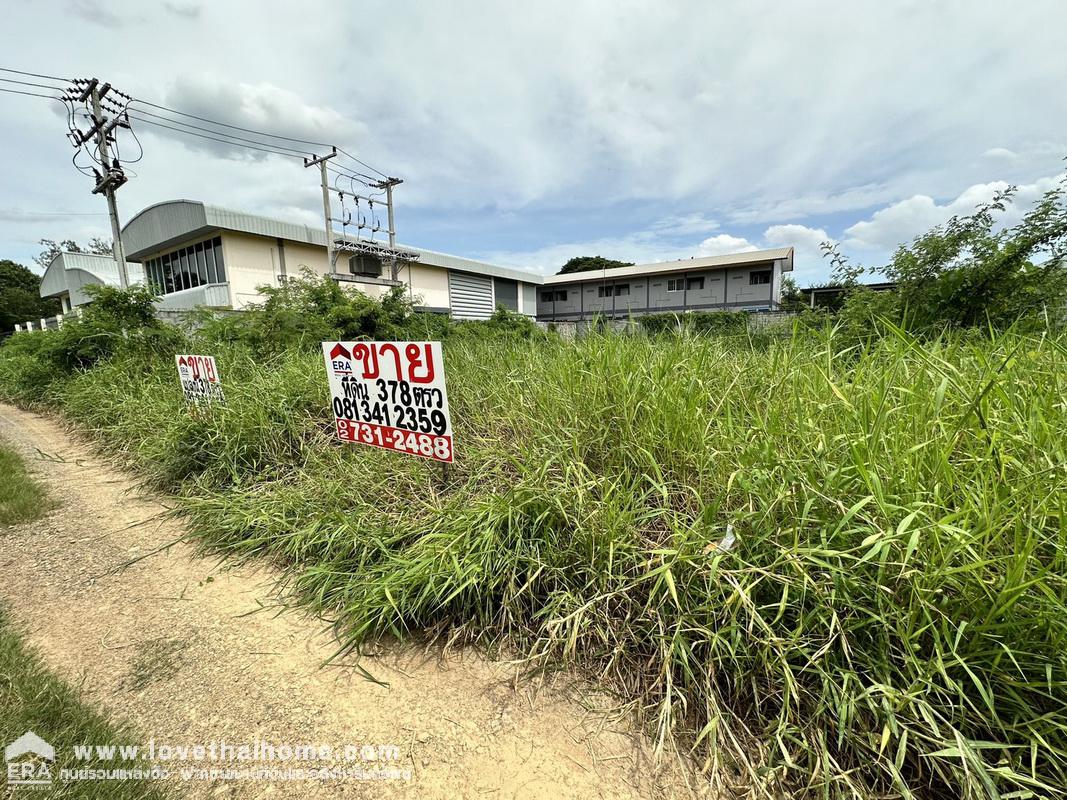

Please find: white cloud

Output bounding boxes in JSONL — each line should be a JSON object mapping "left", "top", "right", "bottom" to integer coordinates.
{"left": 764, "top": 223, "right": 830, "bottom": 253}
{"left": 146, "top": 75, "right": 367, "bottom": 161}
{"left": 694, "top": 234, "right": 756, "bottom": 256}
{"left": 983, "top": 147, "right": 1019, "bottom": 161}
{"left": 843, "top": 195, "right": 944, "bottom": 252}
{"left": 842, "top": 173, "right": 1064, "bottom": 253}
{"left": 480, "top": 228, "right": 760, "bottom": 274}
{"left": 651, "top": 213, "right": 720, "bottom": 236}
{"left": 763, "top": 224, "right": 832, "bottom": 283}
{"left": 1, "top": 0, "right": 1066, "bottom": 270}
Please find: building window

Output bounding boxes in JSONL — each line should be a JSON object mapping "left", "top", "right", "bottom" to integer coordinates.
{"left": 554, "top": 290, "right": 567, "bottom": 301}
{"left": 597, "top": 286, "right": 610, "bottom": 298}
{"left": 750, "top": 270, "right": 772, "bottom": 285}
{"left": 145, "top": 236, "right": 225, "bottom": 297}
{"left": 614, "top": 283, "right": 630, "bottom": 296}
{"left": 540, "top": 291, "right": 554, "bottom": 303}
{"left": 667, "top": 278, "right": 684, "bottom": 292}
{"left": 686, "top": 277, "right": 704, "bottom": 291}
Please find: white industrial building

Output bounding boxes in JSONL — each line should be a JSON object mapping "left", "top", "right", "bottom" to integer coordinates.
{"left": 39, "top": 251, "right": 144, "bottom": 313}
{"left": 119, "top": 199, "right": 542, "bottom": 319}
{"left": 536, "top": 248, "right": 795, "bottom": 322}
{"left": 33, "top": 199, "right": 794, "bottom": 325}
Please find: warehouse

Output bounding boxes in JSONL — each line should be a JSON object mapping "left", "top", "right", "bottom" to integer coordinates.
{"left": 37, "top": 201, "right": 794, "bottom": 325}
{"left": 536, "top": 247, "right": 794, "bottom": 321}
{"left": 39, "top": 251, "right": 144, "bottom": 313}
{"left": 117, "top": 199, "right": 543, "bottom": 319}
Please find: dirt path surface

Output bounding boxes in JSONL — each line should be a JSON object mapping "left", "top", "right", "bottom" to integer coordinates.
{"left": 0, "top": 404, "right": 703, "bottom": 800}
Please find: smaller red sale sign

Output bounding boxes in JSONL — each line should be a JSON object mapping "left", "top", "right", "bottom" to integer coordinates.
{"left": 321, "top": 341, "right": 453, "bottom": 463}
{"left": 175, "top": 354, "right": 225, "bottom": 404}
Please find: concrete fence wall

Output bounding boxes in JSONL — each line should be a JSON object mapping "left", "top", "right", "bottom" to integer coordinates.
{"left": 541, "top": 311, "right": 797, "bottom": 338}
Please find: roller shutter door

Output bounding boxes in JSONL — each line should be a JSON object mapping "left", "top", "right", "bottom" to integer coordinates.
{"left": 448, "top": 271, "right": 494, "bottom": 320}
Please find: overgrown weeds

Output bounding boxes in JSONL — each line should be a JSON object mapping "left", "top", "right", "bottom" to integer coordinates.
{"left": 1, "top": 290, "right": 1065, "bottom": 798}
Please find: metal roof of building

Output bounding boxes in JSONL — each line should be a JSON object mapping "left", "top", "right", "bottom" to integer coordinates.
{"left": 40, "top": 251, "right": 145, "bottom": 306}
{"left": 121, "top": 199, "right": 545, "bottom": 284}
{"left": 541, "top": 247, "right": 794, "bottom": 285}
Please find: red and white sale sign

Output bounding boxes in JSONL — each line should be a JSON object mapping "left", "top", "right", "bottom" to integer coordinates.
{"left": 175, "top": 354, "right": 225, "bottom": 404}
{"left": 321, "top": 341, "right": 454, "bottom": 463}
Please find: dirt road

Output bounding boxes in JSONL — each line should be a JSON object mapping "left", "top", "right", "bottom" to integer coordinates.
{"left": 0, "top": 404, "right": 703, "bottom": 800}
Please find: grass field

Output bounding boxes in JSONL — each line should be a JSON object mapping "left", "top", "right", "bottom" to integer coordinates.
{"left": 2, "top": 320, "right": 1066, "bottom": 799}
{"left": 0, "top": 442, "right": 52, "bottom": 526}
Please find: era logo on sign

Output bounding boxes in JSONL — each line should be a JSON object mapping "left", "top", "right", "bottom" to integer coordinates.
{"left": 5, "top": 731, "right": 54, "bottom": 788}
{"left": 328, "top": 343, "right": 353, "bottom": 375}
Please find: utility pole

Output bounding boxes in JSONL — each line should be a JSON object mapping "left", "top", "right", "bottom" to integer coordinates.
{"left": 379, "top": 178, "right": 403, "bottom": 281}
{"left": 72, "top": 79, "right": 130, "bottom": 287}
{"left": 304, "top": 147, "right": 339, "bottom": 274}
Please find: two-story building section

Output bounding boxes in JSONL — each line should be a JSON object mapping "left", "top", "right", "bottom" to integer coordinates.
{"left": 535, "top": 247, "right": 793, "bottom": 322}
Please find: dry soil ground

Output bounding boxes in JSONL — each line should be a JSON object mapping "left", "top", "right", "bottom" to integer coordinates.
{"left": 0, "top": 404, "right": 706, "bottom": 800}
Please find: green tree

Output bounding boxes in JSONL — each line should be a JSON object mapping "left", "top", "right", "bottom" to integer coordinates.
{"left": 0, "top": 260, "right": 61, "bottom": 334}
{"left": 831, "top": 174, "right": 1067, "bottom": 331}
{"left": 778, "top": 276, "right": 809, "bottom": 312}
{"left": 557, "top": 255, "right": 634, "bottom": 275}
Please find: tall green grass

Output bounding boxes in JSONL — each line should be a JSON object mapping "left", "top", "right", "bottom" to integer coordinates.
{"left": 0, "top": 442, "right": 53, "bottom": 526}
{"left": 3, "top": 324, "right": 1066, "bottom": 798}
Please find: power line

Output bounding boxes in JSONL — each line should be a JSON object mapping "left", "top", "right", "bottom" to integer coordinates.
{"left": 126, "top": 98, "right": 390, "bottom": 179}
{"left": 5, "top": 67, "right": 392, "bottom": 181}
{"left": 336, "top": 147, "right": 389, "bottom": 180}
{"left": 129, "top": 108, "right": 316, "bottom": 158}
{"left": 0, "top": 76, "right": 67, "bottom": 92}
{"left": 0, "top": 86, "right": 65, "bottom": 101}
{"left": 126, "top": 113, "right": 310, "bottom": 160}
{"left": 0, "top": 66, "right": 73, "bottom": 82}
{"left": 9, "top": 67, "right": 410, "bottom": 280}
{"left": 0, "top": 209, "right": 108, "bottom": 216}
{"left": 128, "top": 97, "right": 334, "bottom": 149}
{"left": 127, "top": 111, "right": 380, "bottom": 185}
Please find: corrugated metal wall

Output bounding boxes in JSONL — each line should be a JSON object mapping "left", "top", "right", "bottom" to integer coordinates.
{"left": 448, "top": 271, "right": 495, "bottom": 320}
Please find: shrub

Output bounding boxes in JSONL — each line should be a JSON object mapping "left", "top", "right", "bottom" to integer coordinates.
{"left": 451, "top": 305, "right": 545, "bottom": 341}
{"left": 827, "top": 172, "right": 1067, "bottom": 333}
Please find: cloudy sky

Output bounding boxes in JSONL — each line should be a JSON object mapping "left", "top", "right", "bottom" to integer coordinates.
{"left": 2, "top": 0, "right": 1065, "bottom": 284}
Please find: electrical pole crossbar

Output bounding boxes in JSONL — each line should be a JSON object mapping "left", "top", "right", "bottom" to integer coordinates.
{"left": 64, "top": 76, "right": 132, "bottom": 288}
{"left": 306, "top": 152, "right": 417, "bottom": 281}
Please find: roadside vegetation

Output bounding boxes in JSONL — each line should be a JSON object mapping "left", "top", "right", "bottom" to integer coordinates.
{"left": 0, "top": 181, "right": 1065, "bottom": 799}
{"left": 0, "top": 449, "right": 166, "bottom": 798}
{"left": 0, "top": 607, "right": 171, "bottom": 799}
{"left": 0, "top": 442, "right": 52, "bottom": 526}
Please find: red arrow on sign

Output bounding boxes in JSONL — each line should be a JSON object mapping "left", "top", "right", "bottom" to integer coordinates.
{"left": 329, "top": 343, "right": 351, "bottom": 361}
